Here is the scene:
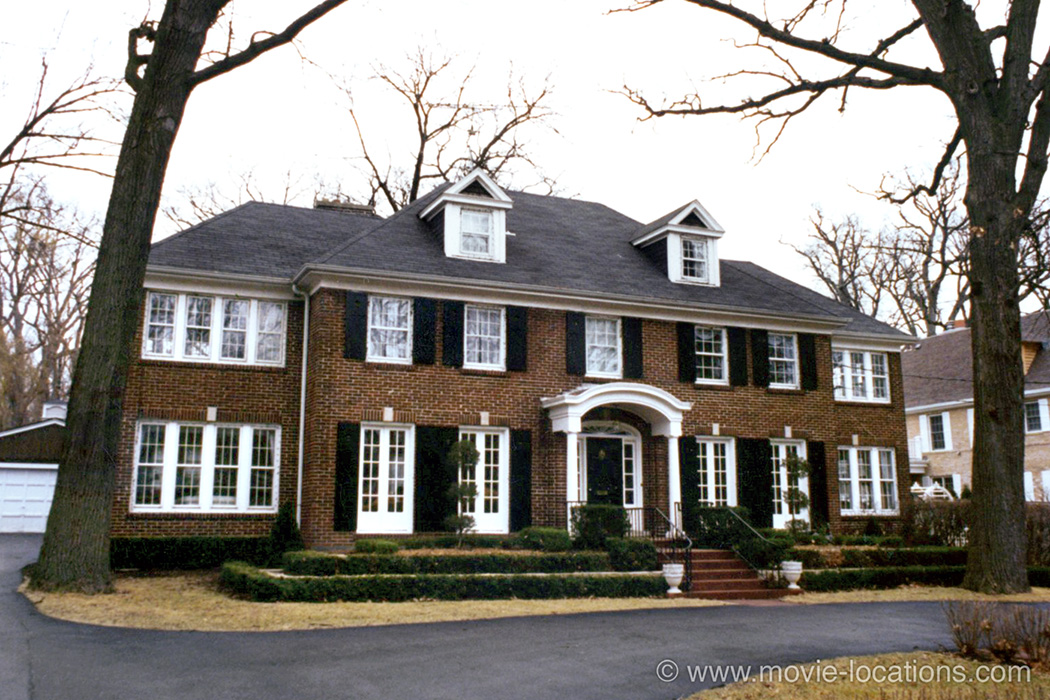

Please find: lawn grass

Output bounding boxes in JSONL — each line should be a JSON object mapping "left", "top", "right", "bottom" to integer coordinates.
{"left": 22, "top": 570, "right": 724, "bottom": 631}
{"left": 688, "top": 651, "right": 1050, "bottom": 699}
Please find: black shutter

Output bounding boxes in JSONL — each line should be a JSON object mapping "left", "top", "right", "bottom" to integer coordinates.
{"left": 334, "top": 422, "right": 360, "bottom": 532}
{"left": 510, "top": 430, "right": 533, "bottom": 531}
{"left": 442, "top": 301, "right": 465, "bottom": 367}
{"left": 506, "top": 306, "right": 528, "bottom": 372}
{"left": 806, "top": 441, "right": 828, "bottom": 528}
{"left": 677, "top": 322, "right": 696, "bottom": 383}
{"left": 799, "top": 333, "right": 818, "bottom": 391}
{"left": 727, "top": 326, "right": 748, "bottom": 386}
{"left": 344, "top": 292, "right": 367, "bottom": 361}
{"left": 622, "top": 317, "right": 644, "bottom": 379}
{"left": 412, "top": 298, "right": 437, "bottom": 365}
{"left": 750, "top": 329, "right": 770, "bottom": 388}
{"left": 678, "top": 436, "right": 700, "bottom": 538}
{"left": 565, "top": 312, "right": 586, "bottom": 375}
{"left": 414, "top": 426, "right": 459, "bottom": 532}
{"left": 737, "top": 438, "right": 773, "bottom": 528}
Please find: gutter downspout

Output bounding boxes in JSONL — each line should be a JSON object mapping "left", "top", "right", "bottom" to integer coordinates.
{"left": 292, "top": 283, "right": 310, "bottom": 527}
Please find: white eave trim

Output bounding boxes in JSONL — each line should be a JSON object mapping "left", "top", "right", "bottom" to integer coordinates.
{"left": 632, "top": 223, "right": 724, "bottom": 248}
{"left": 905, "top": 386, "right": 1050, "bottom": 414}
{"left": 0, "top": 418, "right": 65, "bottom": 439}
{"left": 144, "top": 266, "right": 299, "bottom": 300}
{"left": 832, "top": 334, "right": 916, "bottom": 352}
{"left": 0, "top": 461, "right": 59, "bottom": 470}
{"left": 419, "top": 193, "right": 513, "bottom": 220}
{"left": 296, "top": 265, "right": 854, "bottom": 334}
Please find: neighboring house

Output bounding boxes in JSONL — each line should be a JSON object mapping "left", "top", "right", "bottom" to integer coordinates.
{"left": 903, "top": 312, "right": 1050, "bottom": 498}
{"left": 0, "top": 401, "right": 67, "bottom": 533}
{"left": 116, "top": 169, "right": 912, "bottom": 548}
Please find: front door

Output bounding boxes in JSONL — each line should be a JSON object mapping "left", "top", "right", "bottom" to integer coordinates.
{"left": 586, "top": 437, "right": 623, "bottom": 505}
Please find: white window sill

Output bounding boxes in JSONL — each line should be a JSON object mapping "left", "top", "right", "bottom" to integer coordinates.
{"left": 366, "top": 356, "right": 412, "bottom": 365}
{"left": 695, "top": 378, "right": 729, "bottom": 387}
{"left": 586, "top": 372, "right": 622, "bottom": 380}
{"left": 464, "top": 363, "right": 506, "bottom": 372}
{"left": 769, "top": 383, "right": 800, "bottom": 391}
{"left": 841, "top": 510, "right": 900, "bottom": 517}
{"left": 834, "top": 396, "right": 892, "bottom": 405}
{"left": 141, "top": 354, "right": 284, "bottom": 369}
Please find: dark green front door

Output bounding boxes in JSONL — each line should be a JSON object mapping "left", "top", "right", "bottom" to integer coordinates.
{"left": 586, "top": 438, "right": 623, "bottom": 505}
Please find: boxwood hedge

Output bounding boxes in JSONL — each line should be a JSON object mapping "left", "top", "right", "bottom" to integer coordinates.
{"left": 282, "top": 551, "right": 612, "bottom": 576}
{"left": 800, "top": 565, "right": 1050, "bottom": 592}
{"left": 222, "top": 562, "right": 666, "bottom": 602}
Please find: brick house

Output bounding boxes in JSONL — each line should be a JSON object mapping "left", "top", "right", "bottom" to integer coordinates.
{"left": 903, "top": 313, "right": 1050, "bottom": 499}
{"left": 116, "top": 170, "right": 912, "bottom": 547}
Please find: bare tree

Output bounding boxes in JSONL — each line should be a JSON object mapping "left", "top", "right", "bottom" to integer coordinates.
{"left": 622, "top": 0, "right": 1050, "bottom": 593}
{"left": 344, "top": 48, "right": 557, "bottom": 214}
{"left": 162, "top": 168, "right": 325, "bottom": 229}
{"left": 34, "top": 0, "right": 349, "bottom": 593}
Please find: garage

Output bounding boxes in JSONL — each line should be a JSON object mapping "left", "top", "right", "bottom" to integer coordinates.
{"left": 0, "top": 402, "right": 67, "bottom": 534}
{"left": 0, "top": 464, "right": 58, "bottom": 533}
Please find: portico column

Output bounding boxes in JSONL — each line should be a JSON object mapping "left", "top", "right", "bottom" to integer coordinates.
{"left": 566, "top": 431, "right": 580, "bottom": 527}
{"left": 667, "top": 436, "right": 681, "bottom": 527}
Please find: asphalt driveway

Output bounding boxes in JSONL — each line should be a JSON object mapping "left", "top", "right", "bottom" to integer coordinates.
{"left": 2, "top": 534, "right": 954, "bottom": 700}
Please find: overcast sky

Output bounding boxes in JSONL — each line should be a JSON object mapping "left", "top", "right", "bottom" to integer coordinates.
{"left": 3, "top": 0, "right": 963, "bottom": 290}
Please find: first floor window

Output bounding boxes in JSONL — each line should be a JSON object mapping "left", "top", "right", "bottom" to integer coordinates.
{"left": 585, "top": 316, "right": 621, "bottom": 377}
{"left": 464, "top": 305, "right": 505, "bottom": 370}
{"left": 698, "top": 438, "right": 735, "bottom": 507}
{"left": 131, "top": 422, "right": 279, "bottom": 512}
{"left": 367, "top": 296, "right": 411, "bottom": 363}
{"left": 768, "top": 333, "right": 799, "bottom": 388}
{"left": 838, "top": 447, "right": 898, "bottom": 515}
{"left": 694, "top": 326, "right": 727, "bottom": 384}
{"left": 145, "top": 293, "right": 177, "bottom": 357}
{"left": 832, "top": 349, "right": 890, "bottom": 402}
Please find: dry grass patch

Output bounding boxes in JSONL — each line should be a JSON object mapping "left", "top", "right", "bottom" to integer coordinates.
{"left": 688, "top": 651, "right": 1050, "bottom": 699}
{"left": 23, "top": 570, "right": 723, "bottom": 631}
{"left": 787, "top": 585, "right": 1050, "bottom": 605}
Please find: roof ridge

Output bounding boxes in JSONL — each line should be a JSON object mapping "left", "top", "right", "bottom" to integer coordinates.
{"left": 151, "top": 201, "right": 257, "bottom": 249}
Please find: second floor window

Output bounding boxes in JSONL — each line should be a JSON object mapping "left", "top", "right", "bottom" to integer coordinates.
{"left": 681, "top": 237, "right": 709, "bottom": 282}
{"left": 585, "top": 316, "right": 621, "bottom": 377}
{"left": 694, "top": 326, "right": 727, "bottom": 384}
{"left": 143, "top": 291, "right": 286, "bottom": 366}
{"left": 464, "top": 305, "right": 505, "bottom": 370}
{"left": 1026, "top": 401, "right": 1044, "bottom": 433}
{"left": 367, "top": 296, "right": 412, "bottom": 363}
{"left": 832, "top": 349, "right": 890, "bottom": 402}
{"left": 768, "top": 333, "right": 799, "bottom": 388}
{"left": 460, "top": 209, "right": 493, "bottom": 256}
{"left": 928, "top": 413, "right": 947, "bottom": 450}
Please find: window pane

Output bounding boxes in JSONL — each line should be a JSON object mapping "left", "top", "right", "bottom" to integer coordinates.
{"left": 367, "top": 297, "right": 410, "bottom": 360}
{"left": 768, "top": 334, "right": 798, "bottom": 387}
{"left": 221, "top": 299, "right": 250, "bottom": 360}
{"left": 832, "top": 351, "right": 846, "bottom": 398}
{"left": 465, "top": 306, "right": 503, "bottom": 368}
{"left": 135, "top": 424, "right": 166, "bottom": 505}
{"left": 146, "top": 293, "right": 177, "bottom": 356}
{"left": 361, "top": 429, "right": 381, "bottom": 513}
{"left": 483, "top": 433, "right": 500, "bottom": 514}
{"left": 1026, "top": 402, "right": 1043, "bottom": 432}
{"left": 837, "top": 449, "right": 853, "bottom": 512}
{"left": 249, "top": 428, "right": 276, "bottom": 507}
{"left": 850, "top": 352, "right": 867, "bottom": 398}
{"left": 174, "top": 426, "right": 203, "bottom": 506}
{"left": 694, "top": 326, "right": 725, "bottom": 381}
{"left": 184, "top": 296, "right": 213, "bottom": 358}
{"left": 682, "top": 238, "right": 708, "bottom": 280}
{"left": 256, "top": 302, "right": 285, "bottom": 364}
{"left": 461, "top": 210, "right": 492, "bottom": 255}
{"left": 387, "top": 429, "right": 406, "bottom": 513}
{"left": 213, "top": 427, "right": 240, "bottom": 506}
{"left": 623, "top": 442, "right": 635, "bottom": 506}
{"left": 585, "top": 317, "right": 619, "bottom": 375}
{"left": 879, "top": 449, "right": 897, "bottom": 511}
{"left": 929, "top": 415, "right": 945, "bottom": 450}
{"left": 857, "top": 450, "right": 874, "bottom": 510}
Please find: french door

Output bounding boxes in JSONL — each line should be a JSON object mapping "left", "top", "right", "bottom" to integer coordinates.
{"left": 459, "top": 428, "right": 509, "bottom": 533}
{"left": 357, "top": 425, "right": 414, "bottom": 533}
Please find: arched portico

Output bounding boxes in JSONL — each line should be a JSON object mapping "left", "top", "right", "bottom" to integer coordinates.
{"left": 541, "top": 383, "right": 692, "bottom": 525}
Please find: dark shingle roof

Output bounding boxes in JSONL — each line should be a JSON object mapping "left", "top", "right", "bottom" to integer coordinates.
{"left": 148, "top": 190, "right": 909, "bottom": 339}
{"left": 902, "top": 311, "right": 1050, "bottom": 409}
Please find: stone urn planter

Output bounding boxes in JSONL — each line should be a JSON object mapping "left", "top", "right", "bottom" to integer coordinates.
{"left": 781, "top": 560, "right": 803, "bottom": 590}
{"left": 662, "top": 563, "right": 685, "bottom": 594}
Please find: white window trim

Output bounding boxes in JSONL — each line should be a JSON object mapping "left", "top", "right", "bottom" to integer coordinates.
{"left": 458, "top": 208, "right": 495, "bottom": 260}
{"left": 838, "top": 446, "right": 899, "bottom": 516}
{"left": 130, "top": 421, "right": 280, "bottom": 514}
{"left": 922, "top": 411, "right": 953, "bottom": 452}
{"left": 584, "top": 315, "right": 623, "bottom": 379}
{"left": 667, "top": 232, "right": 720, "bottom": 287}
{"left": 458, "top": 426, "right": 510, "bottom": 534}
{"left": 768, "top": 333, "right": 800, "bottom": 390}
{"left": 694, "top": 325, "right": 729, "bottom": 386}
{"left": 697, "top": 437, "right": 737, "bottom": 507}
{"left": 141, "top": 291, "right": 287, "bottom": 367}
{"left": 463, "top": 304, "right": 507, "bottom": 371}
{"left": 355, "top": 423, "right": 415, "bottom": 534}
{"left": 366, "top": 295, "right": 413, "bottom": 365}
{"left": 832, "top": 348, "right": 891, "bottom": 404}
{"left": 1024, "top": 398, "right": 1049, "bottom": 434}
{"left": 442, "top": 203, "right": 507, "bottom": 264}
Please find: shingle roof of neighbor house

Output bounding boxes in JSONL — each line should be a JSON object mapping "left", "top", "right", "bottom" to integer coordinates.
{"left": 902, "top": 311, "right": 1050, "bottom": 409}
{"left": 148, "top": 186, "right": 911, "bottom": 340}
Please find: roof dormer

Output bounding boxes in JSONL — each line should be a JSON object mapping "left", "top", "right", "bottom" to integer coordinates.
{"left": 419, "top": 169, "right": 513, "bottom": 264}
{"left": 632, "top": 200, "right": 724, "bottom": 287}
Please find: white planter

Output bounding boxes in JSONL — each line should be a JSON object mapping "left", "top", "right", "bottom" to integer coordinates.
{"left": 662, "top": 563, "right": 685, "bottom": 594}
{"left": 781, "top": 560, "right": 803, "bottom": 590}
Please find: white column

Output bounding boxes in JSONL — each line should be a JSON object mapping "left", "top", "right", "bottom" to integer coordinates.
{"left": 667, "top": 436, "right": 681, "bottom": 527}
{"left": 566, "top": 431, "right": 579, "bottom": 527}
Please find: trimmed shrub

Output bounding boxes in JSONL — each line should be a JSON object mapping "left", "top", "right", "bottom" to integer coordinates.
{"left": 282, "top": 551, "right": 612, "bottom": 576}
{"left": 222, "top": 562, "right": 666, "bottom": 602}
{"left": 605, "top": 538, "right": 658, "bottom": 571}
{"left": 799, "top": 566, "right": 967, "bottom": 592}
{"left": 397, "top": 535, "right": 517, "bottom": 550}
{"left": 571, "top": 505, "right": 629, "bottom": 549}
{"left": 735, "top": 536, "right": 790, "bottom": 570}
{"left": 267, "top": 503, "right": 305, "bottom": 565}
{"left": 840, "top": 546, "right": 967, "bottom": 569}
{"left": 786, "top": 548, "right": 827, "bottom": 569}
{"left": 355, "top": 539, "right": 399, "bottom": 554}
{"left": 111, "top": 537, "right": 271, "bottom": 570}
{"left": 516, "top": 527, "right": 572, "bottom": 552}
{"left": 900, "top": 499, "right": 970, "bottom": 547}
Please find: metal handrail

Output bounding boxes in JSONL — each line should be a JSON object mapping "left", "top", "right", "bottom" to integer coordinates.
{"left": 721, "top": 506, "right": 775, "bottom": 544}
{"left": 655, "top": 505, "right": 693, "bottom": 593}
{"left": 654, "top": 506, "right": 692, "bottom": 549}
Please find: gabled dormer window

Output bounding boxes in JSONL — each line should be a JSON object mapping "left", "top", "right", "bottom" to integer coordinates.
{"left": 632, "top": 200, "right": 724, "bottom": 287}
{"left": 420, "top": 169, "right": 512, "bottom": 264}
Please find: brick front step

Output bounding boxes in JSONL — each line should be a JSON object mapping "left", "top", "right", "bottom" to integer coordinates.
{"left": 672, "top": 588, "right": 795, "bottom": 601}
{"left": 659, "top": 547, "right": 790, "bottom": 601}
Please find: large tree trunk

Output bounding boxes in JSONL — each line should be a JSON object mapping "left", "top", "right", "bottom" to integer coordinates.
{"left": 33, "top": 1, "right": 224, "bottom": 591}
{"left": 961, "top": 157, "right": 1029, "bottom": 593}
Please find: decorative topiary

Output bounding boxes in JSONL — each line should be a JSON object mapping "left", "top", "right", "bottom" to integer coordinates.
{"left": 267, "top": 502, "right": 305, "bottom": 565}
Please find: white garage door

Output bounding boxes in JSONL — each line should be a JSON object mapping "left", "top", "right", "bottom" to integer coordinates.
{"left": 0, "top": 464, "right": 58, "bottom": 533}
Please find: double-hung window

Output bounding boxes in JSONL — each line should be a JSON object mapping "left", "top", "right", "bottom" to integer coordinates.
{"left": 142, "top": 291, "right": 286, "bottom": 366}
{"left": 694, "top": 326, "right": 727, "bottom": 384}
{"left": 832, "top": 349, "right": 890, "bottom": 402}
{"left": 131, "top": 422, "right": 279, "bottom": 513}
{"left": 585, "top": 316, "right": 621, "bottom": 377}
{"left": 1025, "top": 400, "right": 1048, "bottom": 433}
{"left": 837, "top": 447, "right": 898, "bottom": 515}
{"left": 681, "top": 237, "right": 709, "bottom": 282}
{"left": 464, "top": 305, "right": 505, "bottom": 370}
{"left": 697, "top": 438, "right": 736, "bottom": 507}
{"left": 768, "top": 333, "right": 799, "bottom": 389}
{"left": 367, "top": 296, "right": 412, "bottom": 363}
{"left": 927, "top": 413, "right": 949, "bottom": 451}
{"left": 460, "top": 209, "right": 493, "bottom": 257}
